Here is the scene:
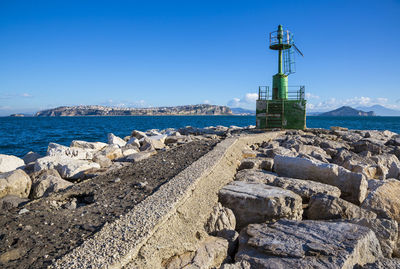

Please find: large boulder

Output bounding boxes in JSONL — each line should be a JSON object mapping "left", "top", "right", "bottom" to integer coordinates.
{"left": 307, "top": 193, "right": 377, "bottom": 220}
{"left": 34, "top": 156, "right": 100, "bottom": 179}
{"left": 0, "top": 169, "right": 31, "bottom": 199}
{"left": 371, "top": 154, "right": 400, "bottom": 179}
{"left": 361, "top": 179, "right": 400, "bottom": 223}
{"left": 345, "top": 218, "right": 398, "bottom": 258}
{"left": 22, "top": 151, "right": 42, "bottom": 165}
{"left": 96, "top": 144, "right": 123, "bottom": 160}
{"left": 30, "top": 169, "right": 73, "bottom": 199}
{"left": 267, "top": 177, "right": 341, "bottom": 203}
{"left": 236, "top": 220, "right": 383, "bottom": 268}
{"left": 107, "top": 133, "right": 126, "bottom": 147}
{"left": 205, "top": 202, "right": 236, "bottom": 234}
{"left": 70, "top": 140, "right": 107, "bottom": 151}
{"left": 141, "top": 135, "right": 167, "bottom": 150}
{"left": 218, "top": 181, "right": 303, "bottom": 230}
{"left": 47, "top": 143, "right": 94, "bottom": 160}
{"left": 0, "top": 154, "right": 25, "bottom": 173}
{"left": 164, "top": 236, "right": 228, "bottom": 269}
{"left": 294, "top": 144, "right": 331, "bottom": 162}
{"left": 274, "top": 155, "right": 368, "bottom": 204}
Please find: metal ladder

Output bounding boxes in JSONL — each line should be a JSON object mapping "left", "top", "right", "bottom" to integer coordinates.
{"left": 266, "top": 100, "right": 284, "bottom": 129}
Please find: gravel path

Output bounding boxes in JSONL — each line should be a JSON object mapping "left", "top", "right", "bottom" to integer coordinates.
{"left": 0, "top": 139, "right": 218, "bottom": 269}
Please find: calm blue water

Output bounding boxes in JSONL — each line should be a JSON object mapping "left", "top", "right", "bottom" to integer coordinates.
{"left": 0, "top": 116, "right": 399, "bottom": 157}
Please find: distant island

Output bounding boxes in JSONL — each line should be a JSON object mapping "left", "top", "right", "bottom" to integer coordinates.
{"left": 34, "top": 104, "right": 233, "bottom": 117}
{"left": 319, "top": 106, "right": 375, "bottom": 117}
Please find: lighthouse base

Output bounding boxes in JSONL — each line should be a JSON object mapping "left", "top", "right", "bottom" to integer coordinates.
{"left": 256, "top": 99, "right": 306, "bottom": 130}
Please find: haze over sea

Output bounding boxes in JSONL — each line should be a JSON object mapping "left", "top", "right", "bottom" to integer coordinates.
{"left": 0, "top": 116, "right": 399, "bottom": 157}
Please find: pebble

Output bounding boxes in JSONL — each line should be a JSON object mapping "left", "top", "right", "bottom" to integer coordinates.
{"left": 18, "top": 208, "right": 29, "bottom": 215}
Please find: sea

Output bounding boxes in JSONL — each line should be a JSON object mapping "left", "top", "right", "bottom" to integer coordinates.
{"left": 0, "top": 116, "right": 399, "bottom": 158}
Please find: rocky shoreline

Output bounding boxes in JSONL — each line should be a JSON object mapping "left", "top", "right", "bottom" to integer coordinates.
{"left": 1, "top": 125, "right": 400, "bottom": 268}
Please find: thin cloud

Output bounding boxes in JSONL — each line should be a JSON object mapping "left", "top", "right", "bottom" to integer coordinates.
{"left": 308, "top": 96, "right": 400, "bottom": 111}
{"left": 228, "top": 93, "right": 258, "bottom": 109}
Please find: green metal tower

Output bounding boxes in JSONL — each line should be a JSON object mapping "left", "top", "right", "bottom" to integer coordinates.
{"left": 256, "top": 25, "right": 307, "bottom": 130}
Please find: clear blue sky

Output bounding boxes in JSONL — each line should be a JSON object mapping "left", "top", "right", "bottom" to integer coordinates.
{"left": 1, "top": 0, "right": 399, "bottom": 115}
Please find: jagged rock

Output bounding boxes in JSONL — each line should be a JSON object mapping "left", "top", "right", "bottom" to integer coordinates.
{"left": 34, "top": 156, "right": 100, "bottom": 179}
{"left": 121, "top": 147, "right": 139, "bottom": 157}
{"left": 274, "top": 155, "right": 368, "bottom": 204}
{"left": 344, "top": 218, "right": 398, "bottom": 258}
{"left": 307, "top": 193, "right": 377, "bottom": 220}
{"left": 219, "top": 181, "right": 302, "bottom": 230}
{"left": 131, "top": 130, "right": 147, "bottom": 139}
{"left": 260, "top": 158, "right": 274, "bottom": 171}
{"left": 220, "top": 261, "right": 251, "bottom": 269}
{"left": 0, "top": 154, "right": 25, "bottom": 173}
{"left": 164, "top": 236, "right": 228, "bottom": 269}
{"left": 0, "top": 195, "right": 29, "bottom": 210}
{"left": 107, "top": 133, "right": 126, "bottom": 147}
{"left": 359, "top": 258, "right": 400, "bottom": 268}
{"left": 92, "top": 154, "right": 112, "bottom": 168}
{"left": 0, "top": 169, "right": 31, "bottom": 199}
{"left": 125, "top": 152, "right": 154, "bottom": 163}
{"left": 294, "top": 144, "right": 331, "bottom": 162}
{"left": 234, "top": 169, "right": 277, "bottom": 184}
{"left": 30, "top": 169, "right": 73, "bottom": 199}
{"left": 352, "top": 139, "right": 384, "bottom": 155}
{"left": 263, "top": 146, "right": 297, "bottom": 158}
{"left": 70, "top": 140, "right": 107, "bottom": 151}
{"left": 96, "top": 144, "right": 123, "bottom": 160}
{"left": 22, "top": 151, "right": 42, "bottom": 165}
{"left": 47, "top": 143, "right": 94, "bottom": 160}
{"left": 127, "top": 137, "right": 141, "bottom": 148}
{"left": 267, "top": 177, "right": 341, "bottom": 202}
{"left": 371, "top": 154, "right": 400, "bottom": 179}
{"left": 362, "top": 179, "right": 400, "bottom": 223}
{"left": 236, "top": 220, "right": 383, "bottom": 268}
{"left": 205, "top": 202, "right": 236, "bottom": 234}
{"left": 139, "top": 138, "right": 157, "bottom": 152}
{"left": 145, "top": 135, "right": 167, "bottom": 150}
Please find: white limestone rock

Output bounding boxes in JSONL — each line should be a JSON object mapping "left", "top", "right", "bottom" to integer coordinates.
{"left": 0, "top": 169, "right": 31, "bottom": 199}
{"left": 70, "top": 140, "right": 107, "bottom": 151}
{"left": 126, "top": 137, "right": 141, "bottom": 148}
{"left": 34, "top": 156, "right": 100, "bottom": 179}
{"left": 0, "top": 154, "right": 25, "bottom": 173}
{"left": 361, "top": 179, "right": 400, "bottom": 223}
{"left": 107, "top": 133, "right": 126, "bottom": 147}
{"left": 96, "top": 144, "right": 123, "bottom": 160}
{"left": 219, "top": 181, "right": 303, "bottom": 230}
{"left": 47, "top": 143, "right": 94, "bottom": 160}
{"left": 274, "top": 155, "right": 368, "bottom": 204}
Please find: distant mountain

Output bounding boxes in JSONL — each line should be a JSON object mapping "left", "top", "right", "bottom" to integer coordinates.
{"left": 356, "top": 105, "right": 400, "bottom": 116}
{"left": 230, "top": 107, "right": 255, "bottom": 115}
{"left": 34, "top": 104, "right": 232, "bottom": 116}
{"left": 320, "top": 106, "right": 375, "bottom": 117}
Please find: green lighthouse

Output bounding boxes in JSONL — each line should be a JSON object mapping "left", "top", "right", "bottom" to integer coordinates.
{"left": 256, "top": 25, "right": 307, "bottom": 130}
